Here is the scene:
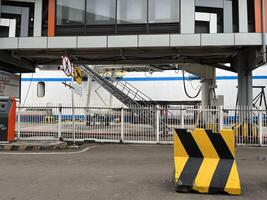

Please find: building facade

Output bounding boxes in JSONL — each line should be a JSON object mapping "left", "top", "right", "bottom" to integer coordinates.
{"left": 0, "top": 0, "right": 267, "bottom": 107}
{"left": 0, "top": 0, "right": 262, "bottom": 37}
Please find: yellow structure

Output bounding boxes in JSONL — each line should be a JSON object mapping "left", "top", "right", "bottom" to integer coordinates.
{"left": 73, "top": 66, "right": 82, "bottom": 85}
{"left": 173, "top": 128, "right": 241, "bottom": 195}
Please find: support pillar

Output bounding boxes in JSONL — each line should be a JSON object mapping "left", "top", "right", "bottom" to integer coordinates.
{"left": 201, "top": 67, "right": 216, "bottom": 107}
{"left": 201, "top": 79, "right": 210, "bottom": 107}
{"left": 234, "top": 48, "right": 257, "bottom": 108}
{"left": 179, "top": 64, "right": 216, "bottom": 107}
{"left": 237, "top": 67, "right": 253, "bottom": 107}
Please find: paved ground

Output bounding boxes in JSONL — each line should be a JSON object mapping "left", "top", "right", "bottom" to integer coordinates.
{"left": 0, "top": 144, "right": 266, "bottom": 200}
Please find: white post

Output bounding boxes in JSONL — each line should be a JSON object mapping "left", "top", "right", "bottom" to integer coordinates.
{"left": 58, "top": 104, "right": 62, "bottom": 140}
{"left": 156, "top": 106, "right": 160, "bottom": 143}
{"left": 259, "top": 108, "right": 263, "bottom": 146}
{"left": 86, "top": 74, "right": 93, "bottom": 108}
{"left": 181, "top": 107, "right": 185, "bottom": 129}
{"left": 121, "top": 108, "right": 124, "bottom": 142}
{"left": 219, "top": 106, "right": 224, "bottom": 131}
{"left": 71, "top": 77, "right": 76, "bottom": 146}
{"left": 17, "top": 103, "right": 21, "bottom": 139}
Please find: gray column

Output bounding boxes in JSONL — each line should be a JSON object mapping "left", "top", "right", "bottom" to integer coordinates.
{"left": 21, "top": 7, "right": 29, "bottom": 37}
{"left": 237, "top": 67, "right": 253, "bottom": 107}
{"left": 201, "top": 68, "right": 216, "bottom": 107}
{"left": 224, "top": 0, "right": 233, "bottom": 33}
{"left": 238, "top": 0, "right": 248, "bottom": 32}
{"left": 34, "top": 0, "right": 42, "bottom": 37}
{"left": 180, "top": 0, "right": 195, "bottom": 34}
{"left": 201, "top": 79, "right": 210, "bottom": 107}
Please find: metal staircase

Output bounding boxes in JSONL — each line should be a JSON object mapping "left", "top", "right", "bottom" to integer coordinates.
{"left": 113, "top": 81, "right": 156, "bottom": 106}
{"left": 80, "top": 65, "right": 158, "bottom": 126}
{"left": 81, "top": 65, "right": 156, "bottom": 107}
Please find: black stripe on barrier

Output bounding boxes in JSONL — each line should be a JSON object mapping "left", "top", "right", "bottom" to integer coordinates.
{"left": 178, "top": 158, "right": 203, "bottom": 189}
{"left": 205, "top": 130, "right": 234, "bottom": 160}
{"left": 176, "top": 129, "right": 203, "bottom": 158}
{"left": 209, "top": 159, "right": 234, "bottom": 193}
{"left": 175, "top": 129, "right": 204, "bottom": 190}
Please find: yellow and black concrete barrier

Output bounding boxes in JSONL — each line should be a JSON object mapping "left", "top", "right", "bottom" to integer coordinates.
{"left": 173, "top": 128, "right": 241, "bottom": 195}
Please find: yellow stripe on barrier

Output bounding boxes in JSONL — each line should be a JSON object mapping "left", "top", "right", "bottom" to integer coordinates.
{"left": 173, "top": 130, "right": 189, "bottom": 181}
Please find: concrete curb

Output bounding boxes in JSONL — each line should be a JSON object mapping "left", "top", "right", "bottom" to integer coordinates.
{"left": 0, "top": 141, "right": 67, "bottom": 151}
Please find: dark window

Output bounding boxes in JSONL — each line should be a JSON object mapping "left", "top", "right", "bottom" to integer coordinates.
{"left": 86, "top": 0, "right": 116, "bottom": 25}
{"left": 56, "top": 0, "right": 85, "bottom": 25}
{"left": 37, "top": 82, "right": 45, "bottom": 97}
{"left": 149, "top": 0, "right": 179, "bottom": 23}
{"left": 117, "top": 0, "right": 147, "bottom": 24}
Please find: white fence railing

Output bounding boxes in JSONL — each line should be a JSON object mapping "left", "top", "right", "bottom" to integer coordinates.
{"left": 16, "top": 105, "right": 267, "bottom": 146}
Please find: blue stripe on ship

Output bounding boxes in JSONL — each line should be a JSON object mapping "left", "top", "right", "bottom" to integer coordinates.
{"left": 21, "top": 76, "right": 267, "bottom": 82}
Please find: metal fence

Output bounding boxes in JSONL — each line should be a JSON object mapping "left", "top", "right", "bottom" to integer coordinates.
{"left": 16, "top": 104, "right": 267, "bottom": 146}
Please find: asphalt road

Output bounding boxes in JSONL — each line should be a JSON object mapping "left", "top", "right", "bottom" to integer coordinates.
{"left": 0, "top": 144, "right": 266, "bottom": 200}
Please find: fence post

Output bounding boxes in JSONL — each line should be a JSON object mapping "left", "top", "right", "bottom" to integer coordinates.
{"left": 121, "top": 108, "right": 124, "bottom": 143}
{"left": 156, "top": 106, "right": 160, "bottom": 143}
{"left": 219, "top": 106, "right": 224, "bottom": 131}
{"left": 58, "top": 104, "right": 62, "bottom": 140}
{"left": 17, "top": 103, "right": 21, "bottom": 140}
{"left": 259, "top": 108, "right": 263, "bottom": 146}
{"left": 181, "top": 107, "right": 185, "bottom": 129}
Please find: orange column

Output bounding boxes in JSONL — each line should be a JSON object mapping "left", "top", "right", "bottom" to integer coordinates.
{"left": 48, "top": 0, "right": 55, "bottom": 37}
{"left": 254, "top": 0, "right": 267, "bottom": 32}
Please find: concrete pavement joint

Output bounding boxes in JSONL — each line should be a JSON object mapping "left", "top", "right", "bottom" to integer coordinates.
{"left": 0, "top": 146, "right": 98, "bottom": 155}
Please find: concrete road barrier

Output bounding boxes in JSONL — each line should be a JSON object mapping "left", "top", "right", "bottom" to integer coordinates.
{"left": 173, "top": 128, "right": 241, "bottom": 195}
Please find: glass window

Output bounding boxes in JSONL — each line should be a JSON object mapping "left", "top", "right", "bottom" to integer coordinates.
{"left": 117, "top": 0, "right": 147, "bottom": 24}
{"left": 86, "top": 0, "right": 116, "bottom": 25}
{"left": 149, "top": 0, "right": 179, "bottom": 23}
{"left": 56, "top": 0, "right": 85, "bottom": 25}
{"left": 37, "top": 82, "right": 45, "bottom": 97}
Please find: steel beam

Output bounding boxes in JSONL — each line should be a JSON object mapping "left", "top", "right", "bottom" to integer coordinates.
{"left": 0, "top": 51, "right": 34, "bottom": 72}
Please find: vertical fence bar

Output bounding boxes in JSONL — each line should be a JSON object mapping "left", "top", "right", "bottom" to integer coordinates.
{"left": 58, "top": 104, "right": 62, "bottom": 140}
{"left": 219, "top": 106, "right": 224, "bottom": 131}
{"left": 72, "top": 106, "right": 76, "bottom": 145}
{"left": 121, "top": 108, "right": 124, "bottom": 143}
{"left": 17, "top": 103, "right": 21, "bottom": 140}
{"left": 181, "top": 107, "right": 185, "bottom": 129}
{"left": 259, "top": 109, "right": 263, "bottom": 146}
{"left": 156, "top": 106, "right": 160, "bottom": 143}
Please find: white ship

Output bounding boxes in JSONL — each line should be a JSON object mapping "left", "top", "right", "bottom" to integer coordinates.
{"left": 20, "top": 66, "right": 267, "bottom": 108}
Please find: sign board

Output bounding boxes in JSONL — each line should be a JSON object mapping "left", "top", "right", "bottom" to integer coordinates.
{"left": 73, "top": 82, "right": 82, "bottom": 96}
{"left": 0, "top": 70, "right": 20, "bottom": 99}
